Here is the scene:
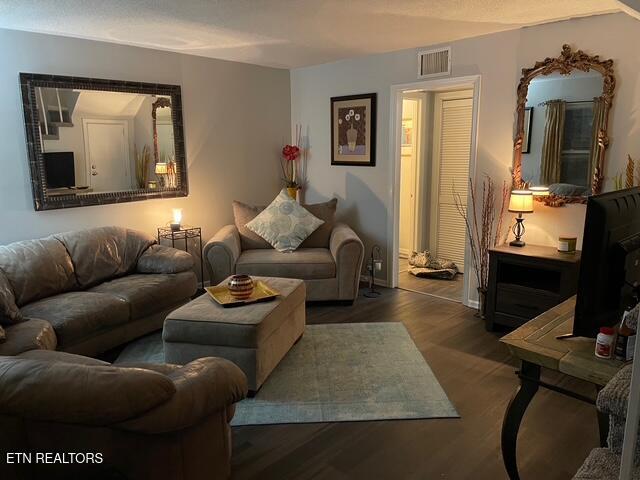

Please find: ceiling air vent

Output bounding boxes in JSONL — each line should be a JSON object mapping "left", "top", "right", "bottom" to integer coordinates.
{"left": 417, "top": 47, "right": 451, "bottom": 79}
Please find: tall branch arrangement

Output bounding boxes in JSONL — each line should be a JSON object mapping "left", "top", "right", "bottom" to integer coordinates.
{"left": 135, "top": 144, "right": 152, "bottom": 189}
{"left": 454, "top": 175, "right": 510, "bottom": 293}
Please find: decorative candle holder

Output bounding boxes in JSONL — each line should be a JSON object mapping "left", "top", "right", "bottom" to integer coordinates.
{"left": 170, "top": 208, "right": 183, "bottom": 231}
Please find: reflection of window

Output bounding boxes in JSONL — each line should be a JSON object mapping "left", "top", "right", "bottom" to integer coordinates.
{"left": 561, "top": 102, "right": 593, "bottom": 186}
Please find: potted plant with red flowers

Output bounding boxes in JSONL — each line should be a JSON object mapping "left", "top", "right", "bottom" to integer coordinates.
{"left": 281, "top": 125, "right": 303, "bottom": 199}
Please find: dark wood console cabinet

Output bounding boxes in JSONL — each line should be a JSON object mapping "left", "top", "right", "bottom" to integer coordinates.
{"left": 485, "top": 244, "right": 581, "bottom": 331}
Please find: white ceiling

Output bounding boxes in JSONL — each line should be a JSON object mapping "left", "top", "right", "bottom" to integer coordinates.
{"left": 0, "top": 0, "right": 624, "bottom": 69}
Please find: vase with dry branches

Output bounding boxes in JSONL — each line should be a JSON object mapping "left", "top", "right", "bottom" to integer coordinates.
{"left": 135, "top": 145, "right": 152, "bottom": 189}
{"left": 454, "top": 175, "right": 510, "bottom": 318}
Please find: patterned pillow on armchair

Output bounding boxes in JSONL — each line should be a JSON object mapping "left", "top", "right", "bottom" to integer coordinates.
{"left": 245, "top": 189, "right": 324, "bottom": 253}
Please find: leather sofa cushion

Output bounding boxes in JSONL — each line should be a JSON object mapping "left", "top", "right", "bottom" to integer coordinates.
{"left": 115, "top": 357, "right": 247, "bottom": 434}
{"left": 236, "top": 248, "right": 336, "bottom": 280}
{"left": 18, "top": 349, "right": 110, "bottom": 366}
{"left": 0, "top": 356, "right": 175, "bottom": 425}
{"left": 0, "top": 236, "right": 76, "bottom": 306}
{"left": 20, "top": 292, "right": 130, "bottom": 349}
{"left": 164, "top": 277, "right": 305, "bottom": 348}
{"left": 233, "top": 198, "right": 338, "bottom": 251}
{"left": 0, "top": 319, "right": 57, "bottom": 356}
{"left": 0, "top": 271, "right": 23, "bottom": 325}
{"left": 89, "top": 272, "right": 197, "bottom": 319}
{"left": 136, "top": 245, "right": 194, "bottom": 274}
{"left": 54, "top": 226, "right": 155, "bottom": 288}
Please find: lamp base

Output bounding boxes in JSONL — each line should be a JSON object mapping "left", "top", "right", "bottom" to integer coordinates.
{"left": 510, "top": 215, "right": 526, "bottom": 248}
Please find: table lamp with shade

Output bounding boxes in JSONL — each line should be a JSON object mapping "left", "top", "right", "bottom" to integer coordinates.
{"left": 508, "top": 190, "right": 534, "bottom": 247}
{"left": 155, "top": 162, "right": 168, "bottom": 187}
{"left": 529, "top": 186, "right": 550, "bottom": 197}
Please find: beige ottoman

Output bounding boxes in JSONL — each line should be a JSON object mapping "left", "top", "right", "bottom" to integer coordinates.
{"left": 163, "top": 276, "right": 305, "bottom": 391}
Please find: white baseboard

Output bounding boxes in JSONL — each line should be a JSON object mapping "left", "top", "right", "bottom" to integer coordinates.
{"left": 465, "top": 299, "right": 479, "bottom": 309}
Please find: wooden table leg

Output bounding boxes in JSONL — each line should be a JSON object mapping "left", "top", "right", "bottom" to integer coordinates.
{"left": 501, "top": 361, "right": 541, "bottom": 480}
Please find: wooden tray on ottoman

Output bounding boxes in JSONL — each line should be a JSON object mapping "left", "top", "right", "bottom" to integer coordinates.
{"left": 205, "top": 281, "right": 280, "bottom": 308}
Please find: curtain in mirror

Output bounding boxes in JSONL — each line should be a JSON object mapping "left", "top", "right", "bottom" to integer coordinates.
{"left": 541, "top": 100, "right": 566, "bottom": 185}
{"left": 589, "top": 96, "right": 606, "bottom": 183}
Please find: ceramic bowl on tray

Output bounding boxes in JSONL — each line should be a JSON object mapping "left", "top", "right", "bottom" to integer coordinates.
{"left": 227, "top": 274, "right": 254, "bottom": 300}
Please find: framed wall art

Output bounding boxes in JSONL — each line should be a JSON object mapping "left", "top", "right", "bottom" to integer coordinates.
{"left": 331, "top": 93, "right": 377, "bottom": 166}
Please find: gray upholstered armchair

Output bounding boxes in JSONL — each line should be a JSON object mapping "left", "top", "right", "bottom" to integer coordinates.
{"left": 204, "top": 199, "right": 365, "bottom": 302}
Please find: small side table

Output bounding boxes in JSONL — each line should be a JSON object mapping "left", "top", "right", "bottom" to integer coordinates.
{"left": 485, "top": 244, "right": 581, "bottom": 331}
{"left": 500, "top": 296, "right": 624, "bottom": 480}
{"left": 157, "top": 226, "right": 204, "bottom": 292}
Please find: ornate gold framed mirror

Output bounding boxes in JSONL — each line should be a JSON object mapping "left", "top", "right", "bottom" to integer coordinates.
{"left": 512, "top": 45, "right": 615, "bottom": 206}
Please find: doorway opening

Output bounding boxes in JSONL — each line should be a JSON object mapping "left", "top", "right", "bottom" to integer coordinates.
{"left": 390, "top": 76, "right": 480, "bottom": 306}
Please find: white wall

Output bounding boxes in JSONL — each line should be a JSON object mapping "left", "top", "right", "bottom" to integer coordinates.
{"left": 291, "top": 13, "right": 640, "bottom": 284}
{"left": 0, "top": 29, "right": 291, "bottom": 262}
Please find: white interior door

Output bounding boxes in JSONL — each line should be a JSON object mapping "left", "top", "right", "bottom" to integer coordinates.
{"left": 82, "top": 119, "right": 131, "bottom": 191}
{"left": 429, "top": 91, "right": 473, "bottom": 273}
{"left": 399, "top": 98, "right": 419, "bottom": 257}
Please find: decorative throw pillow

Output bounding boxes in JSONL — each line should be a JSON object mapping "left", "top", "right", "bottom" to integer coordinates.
{"left": 245, "top": 190, "right": 325, "bottom": 252}
{"left": 233, "top": 197, "right": 338, "bottom": 250}
{"left": 299, "top": 198, "right": 338, "bottom": 248}
{"left": 232, "top": 201, "right": 273, "bottom": 250}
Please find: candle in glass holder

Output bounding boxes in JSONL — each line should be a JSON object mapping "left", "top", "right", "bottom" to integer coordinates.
{"left": 171, "top": 208, "right": 183, "bottom": 231}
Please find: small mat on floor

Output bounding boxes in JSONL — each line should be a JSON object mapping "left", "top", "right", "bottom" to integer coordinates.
{"left": 115, "top": 323, "right": 458, "bottom": 425}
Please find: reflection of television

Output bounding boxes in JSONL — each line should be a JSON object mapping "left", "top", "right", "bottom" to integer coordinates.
{"left": 571, "top": 188, "right": 640, "bottom": 338}
{"left": 43, "top": 152, "right": 75, "bottom": 188}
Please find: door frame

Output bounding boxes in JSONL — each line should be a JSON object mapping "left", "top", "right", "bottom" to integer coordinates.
{"left": 428, "top": 90, "right": 474, "bottom": 273}
{"left": 82, "top": 118, "right": 131, "bottom": 189}
{"left": 388, "top": 75, "right": 481, "bottom": 308}
{"left": 398, "top": 96, "right": 421, "bottom": 257}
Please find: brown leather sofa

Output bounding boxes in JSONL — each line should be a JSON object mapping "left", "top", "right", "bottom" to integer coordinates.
{"left": 204, "top": 199, "right": 365, "bottom": 302}
{"left": 0, "top": 227, "right": 249, "bottom": 479}
{"left": 0, "top": 226, "right": 197, "bottom": 357}
{"left": 0, "top": 349, "right": 247, "bottom": 480}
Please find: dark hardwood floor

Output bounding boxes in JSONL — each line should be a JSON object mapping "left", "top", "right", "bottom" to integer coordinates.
{"left": 232, "top": 286, "right": 599, "bottom": 480}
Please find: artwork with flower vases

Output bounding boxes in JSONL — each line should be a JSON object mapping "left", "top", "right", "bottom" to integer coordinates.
{"left": 331, "top": 93, "right": 377, "bottom": 166}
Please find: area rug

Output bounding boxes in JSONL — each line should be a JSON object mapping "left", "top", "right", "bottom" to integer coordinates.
{"left": 115, "top": 323, "right": 458, "bottom": 425}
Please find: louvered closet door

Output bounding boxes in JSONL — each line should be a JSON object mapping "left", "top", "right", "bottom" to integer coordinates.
{"left": 430, "top": 93, "right": 473, "bottom": 273}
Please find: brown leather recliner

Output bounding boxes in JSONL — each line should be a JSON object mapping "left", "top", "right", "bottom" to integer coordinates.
{"left": 0, "top": 349, "right": 248, "bottom": 480}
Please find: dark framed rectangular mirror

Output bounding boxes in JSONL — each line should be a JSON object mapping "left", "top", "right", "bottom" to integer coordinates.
{"left": 20, "top": 73, "right": 188, "bottom": 211}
